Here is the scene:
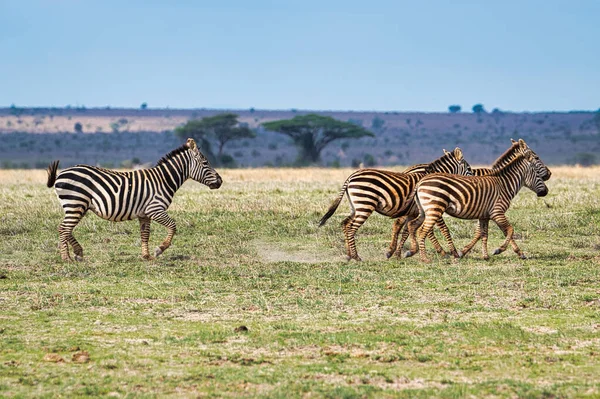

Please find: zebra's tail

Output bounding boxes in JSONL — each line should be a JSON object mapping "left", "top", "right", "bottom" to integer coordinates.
{"left": 46, "top": 160, "right": 60, "bottom": 188}
{"left": 318, "top": 179, "right": 349, "bottom": 227}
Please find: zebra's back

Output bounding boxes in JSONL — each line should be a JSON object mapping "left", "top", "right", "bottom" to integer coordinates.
{"left": 346, "top": 168, "right": 423, "bottom": 217}
{"left": 54, "top": 165, "right": 153, "bottom": 222}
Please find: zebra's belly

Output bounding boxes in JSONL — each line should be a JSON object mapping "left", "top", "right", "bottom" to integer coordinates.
{"left": 89, "top": 198, "right": 146, "bottom": 222}
{"left": 446, "top": 203, "right": 490, "bottom": 220}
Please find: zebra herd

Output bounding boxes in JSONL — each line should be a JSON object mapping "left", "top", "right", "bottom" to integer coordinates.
{"left": 46, "top": 137, "right": 550, "bottom": 263}
{"left": 320, "top": 138, "right": 551, "bottom": 262}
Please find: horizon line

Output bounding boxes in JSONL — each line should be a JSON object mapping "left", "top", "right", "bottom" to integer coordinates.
{"left": 2, "top": 105, "right": 598, "bottom": 114}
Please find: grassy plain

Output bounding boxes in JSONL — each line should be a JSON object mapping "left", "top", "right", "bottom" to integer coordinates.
{"left": 1, "top": 166, "right": 600, "bottom": 398}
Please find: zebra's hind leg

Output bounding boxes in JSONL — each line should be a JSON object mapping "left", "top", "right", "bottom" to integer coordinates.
{"left": 435, "top": 217, "right": 460, "bottom": 258}
{"left": 402, "top": 216, "right": 448, "bottom": 257}
{"left": 341, "top": 210, "right": 371, "bottom": 261}
{"left": 404, "top": 213, "right": 425, "bottom": 258}
{"left": 416, "top": 216, "right": 439, "bottom": 264}
{"left": 149, "top": 210, "right": 177, "bottom": 258}
{"left": 58, "top": 209, "right": 85, "bottom": 261}
{"left": 138, "top": 217, "right": 154, "bottom": 260}
{"left": 387, "top": 216, "right": 407, "bottom": 258}
{"left": 479, "top": 219, "right": 490, "bottom": 260}
{"left": 491, "top": 214, "right": 525, "bottom": 259}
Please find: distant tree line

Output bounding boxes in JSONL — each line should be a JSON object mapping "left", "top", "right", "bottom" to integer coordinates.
{"left": 176, "top": 113, "right": 374, "bottom": 167}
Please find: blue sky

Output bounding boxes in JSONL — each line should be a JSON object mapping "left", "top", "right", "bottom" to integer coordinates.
{"left": 1, "top": 1, "right": 598, "bottom": 112}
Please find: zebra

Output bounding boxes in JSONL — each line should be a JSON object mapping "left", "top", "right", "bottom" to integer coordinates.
{"left": 386, "top": 138, "right": 551, "bottom": 258}
{"left": 46, "top": 138, "right": 222, "bottom": 261}
{"left": 318, "top": 148, "right": 473, "bottom": 261}
{"left": 406, "top": 149, "right": 548, "bottom": 263}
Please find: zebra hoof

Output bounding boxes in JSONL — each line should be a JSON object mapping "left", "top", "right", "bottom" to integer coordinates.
{"left": 493, "top": 249, "right": 502, "bottom": 255}
{"left": 456, "top": 251, "right": 463, "bottom": 258}
{"left": 483, "top": 255, "right": 490, "bottom": 260}
{"left": 520, "top": 253, "right": 528, "bottom": 260}
{"left": 154, "top": 247, "right": 163, "bottom": 257}
{"left": 74, "top": 255, "right": 84, "bottom": 262}
{"left": 142, "top": 254, "right": 155, "bottom": 261}
{"left": 385, "top": 251, "right": 393, "bottom": 259}
{"left": 403, "top": 250, "right": 414, "bottom": 258}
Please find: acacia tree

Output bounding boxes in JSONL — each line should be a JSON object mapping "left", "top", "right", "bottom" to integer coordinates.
{"left": 174, "top": 119, "right": 216, "bottom": 162}
{"left": 175, "top": 113, "right": 254, "bottom": 164}
{"left": 262, "top": 114, "right": 375, "bottom": 165}
{"left": 472, "top": 104, "right": 486, "bottom": 113}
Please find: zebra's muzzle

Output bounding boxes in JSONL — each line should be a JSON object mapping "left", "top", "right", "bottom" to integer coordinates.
{"left": 209, "top": 177, "right": 223, "bottom": 189}
{"left": 537, "top": 186, "right": 548, "bottom": 197}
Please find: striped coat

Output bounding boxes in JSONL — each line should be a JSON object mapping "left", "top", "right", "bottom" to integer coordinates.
{"left": 407, "top": 150, "right": 548, "bottom": 263}
{"left": 387, "top": 139, "right": 551, "bottom": 258}
{"left": 47, "top": 138, "right": 222, "bottom": 261}
{"left": 319, "top": 148, "right": 473, "bottom": 261}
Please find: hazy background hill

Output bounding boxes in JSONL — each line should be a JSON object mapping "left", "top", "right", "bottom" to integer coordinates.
{"left": 0, "top": 107, "right": 598, "bottom": 168}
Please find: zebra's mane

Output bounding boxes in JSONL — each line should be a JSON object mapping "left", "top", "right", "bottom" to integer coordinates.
{"left": 426, "top": 152, "right": 457, "bottom": 172}
{"left": 490, "top": 152, "right": 529, "bottom": 175}
{"left": 156, "top": 144, "right": 190, "bottom": 166}
{"left": 491, "top": 142, "right": 520, "bottom": 169}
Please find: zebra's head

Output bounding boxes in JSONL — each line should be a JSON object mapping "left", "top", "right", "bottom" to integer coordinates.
{"left": 186, "top": 138, "right": 223, "bottom": 189}
{"left": 522, "top": 150, "right": 548, "bottom": 197}
{"left": 427, "top": 147, "right": 473, "bottom": 176}
{"left": 512, "top": 138, "right": 552, "bottom": 181}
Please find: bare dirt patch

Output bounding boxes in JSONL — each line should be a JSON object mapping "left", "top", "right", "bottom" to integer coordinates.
{"left": 253, "top": 240, "right": 339, "bottom": 264}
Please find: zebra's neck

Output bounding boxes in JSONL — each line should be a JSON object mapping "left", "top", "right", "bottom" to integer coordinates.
{"left": 496, "top": 156, "right": 528, "bottom": 199}
{"left": 152, "top": 152, "right": 191, "bottom": 195}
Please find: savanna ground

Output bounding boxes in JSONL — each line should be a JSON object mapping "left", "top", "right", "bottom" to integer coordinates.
{"left": 1, "top": 166, "right": 600, "bottom": 398}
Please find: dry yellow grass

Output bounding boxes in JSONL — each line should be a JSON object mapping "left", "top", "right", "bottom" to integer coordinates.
{"left": 1, "top": 165, "right": 599, "bottom": 185}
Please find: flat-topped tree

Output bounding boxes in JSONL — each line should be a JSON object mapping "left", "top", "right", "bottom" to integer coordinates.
{"left": 175, "top": 113, "right": 254, "bottom": 164}
{"left": 262, "top": 114, "right": 375, "bottom": 165}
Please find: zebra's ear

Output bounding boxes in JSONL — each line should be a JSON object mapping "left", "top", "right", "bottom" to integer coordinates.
{"left": 453, "top": 147, "right": 463, "bottom": 160}
{"left": 510, "top": 138, "right": 518, "bottom": 144}
{"left": 186, "top": 138, "right": 197, "bottom": 150}
{"left": 518, "top": 138, "right": 527, "bottom": 149}
{"left": 443, "top": 149, "right": 450, "bottom": 156}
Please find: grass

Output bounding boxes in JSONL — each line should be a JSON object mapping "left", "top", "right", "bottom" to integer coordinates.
{"left": 1, "top": 166, "right": 600, "bottom": 398}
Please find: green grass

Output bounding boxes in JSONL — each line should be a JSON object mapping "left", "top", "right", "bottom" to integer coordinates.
{"left": 1, "top": 169, "right": 600, "bottom": 398}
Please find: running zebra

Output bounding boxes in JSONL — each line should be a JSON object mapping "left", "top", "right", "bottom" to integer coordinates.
{"left": 386, "top": 138, "right": 551, "bottom": 258}
{"left": 318, "top": 148, "right": 473, "bottom": 261}
{"left": 46, "top": 138, "right": 222, "bottom": 261}
{"left": 407, "top": 150, "right": 548, "bottom": 263}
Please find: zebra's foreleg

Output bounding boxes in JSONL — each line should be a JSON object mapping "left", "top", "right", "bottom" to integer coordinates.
{"left": 138, "top": 217, "right": 153, "bottom": 260}
{"left": 149, "top": 211, "right": 177, "bottom": 258}
{"left": 460, "top": 225, "right": 481, "bottom": 258}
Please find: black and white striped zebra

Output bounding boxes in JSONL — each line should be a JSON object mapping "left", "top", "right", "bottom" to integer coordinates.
{"left": 387, "top": 138, "right": 551, "bottom": 258}
{"left": 46, "top": 138, "right": 222, "bottom": 261}
{"left": 407, "top": 149, "right": 548, "bottom": 263}
{"left": 318, "top": 148, "right": 473, "bottom": 261}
